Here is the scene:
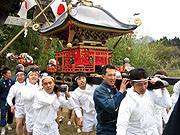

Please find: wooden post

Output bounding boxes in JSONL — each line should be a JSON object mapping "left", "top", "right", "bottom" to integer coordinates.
{"left": 55, "top": 54, "right": 58, "bottom": 72}
{"left": 93, "top": 52, "right": 95, "bottom": 72}
{"left": 62, "top": 54, "right": 64, "bottom": 72}
{"left": 0, "top": 0, "right": 56, "bottom": 55}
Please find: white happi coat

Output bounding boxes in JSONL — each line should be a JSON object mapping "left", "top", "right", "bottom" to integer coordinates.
{"left": 71, "top": 84, "right": 98, "bottom": 118}
{"left": 7, "top": 81, "right": 26, "bottom": 114}
{"left": 32, "top": 88, "right": 75, "bottom": 135}
{"left": 168, "top": 80, "right": 180, "bottom": 117}
{"left": 21, "top": 79, "right": 39, "bottom": 117}
{"left": 116, "top": 87, "right": 172, "bottom": 135}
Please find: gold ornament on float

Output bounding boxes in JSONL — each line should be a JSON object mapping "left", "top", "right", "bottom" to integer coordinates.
{"left": 126, "top": 47, "right": 131, "bottom": 51}
{"left": 67, "top": 43, "right": 72, "bottom": 48}
{"left": 34, "top": 47, "right": 38, "bottom": 51}
{"left": 32, "top": 23, "right": 40, "bottom": 31}
{"left": 134, "top": 18, "right": 142, "bottom": 26}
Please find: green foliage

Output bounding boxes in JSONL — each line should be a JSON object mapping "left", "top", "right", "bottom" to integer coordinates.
{"left": 106, "top": 34, "right": 180, "bottom": 75}
{"left": 35, "top": 38, "right": 63, "bottom": 69}
{"left": 0, "top": 24, "right": 62, "bottom": 70}
{"left": 106, "top": 35, "right": 130, "bottom": 65}
{"left": 0, "top": 25, "right": 15, "bottom": 67}
{"left": 158, "top": 36, "right": 170, "bottom": 46}
{"left": 0, "top": 5, "right": 56, "bottom": 67}
{"left": 149, "top": 41, "right": 180, "bottom": 69}
{"left": 106, "top": 34, "right": 161, "bottom": 75}
{"left": 158, "top": 36, "right": 180, "bottom": 46}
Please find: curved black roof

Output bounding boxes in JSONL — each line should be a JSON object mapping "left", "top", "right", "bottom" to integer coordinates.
{"left": 39, "top": 4, "right": 137, "bottom": 34}
{"left": 39, "top": 4, "right": 137, "bottom": 43}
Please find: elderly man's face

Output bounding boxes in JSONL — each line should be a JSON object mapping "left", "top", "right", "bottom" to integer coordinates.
{"left": 42, "top": 78, "right": 55, "bottom": 94}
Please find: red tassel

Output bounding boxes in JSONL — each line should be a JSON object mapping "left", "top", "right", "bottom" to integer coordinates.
{"left": 57, "top": 3, "right": 65, "bottom": 15}
{"left": 25, "top": 0, "right": 27, "bottom": 9}
{"left": 67, "top": 21, "right": 72, "bottom": 43}
{"left": 126, "top": 32, "right": 134, "bottom": 51}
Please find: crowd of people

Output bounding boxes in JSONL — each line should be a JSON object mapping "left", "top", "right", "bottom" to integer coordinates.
{"left": 0, "top": 63, "right": 179, "bottom": 135}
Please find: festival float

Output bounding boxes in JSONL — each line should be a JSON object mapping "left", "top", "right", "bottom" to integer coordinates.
{"left": 1, "top": 0, "right": 177, "bottom": 89}
{"left": 38, "top": 1, "right": 139, "bottom": 89}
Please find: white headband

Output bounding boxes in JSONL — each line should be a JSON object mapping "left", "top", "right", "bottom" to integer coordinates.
{"left": 74, "top": 76, "right": 80, "bottom": 81}
{"left": 116, "top": 71, "right": 121, "bottom": 76}
{"left": 74, "top": 75, "right": 87, "bottom": 81}
{"left": 16, "top": 72, "right": 25, "bottom": 76}
{"left": 154, "top": 74, "right": 167, "bottom": 78}
{"left": 27, "top": 71, "right": 39, "bottom": 77}
{"left": 131, "top": 77, "right": 149, "bottom": 82}
{"left": 42, "top": 75, "right": 54, "bottom": 81}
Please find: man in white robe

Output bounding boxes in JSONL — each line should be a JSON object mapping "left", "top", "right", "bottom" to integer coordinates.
{"left": 116, "top": 68, "right": 172, "bottom": 135}
{"left": 32, "top": 76, "right": 75, "bottom": 135}
{"left": 72, "top": 72, "right": 98, "bottom": 135}
{"left": 21, "top": 68, "right": 39, "bottom": 135}
{"left": 7, "top": 70, "right": 26, "bottom": 135}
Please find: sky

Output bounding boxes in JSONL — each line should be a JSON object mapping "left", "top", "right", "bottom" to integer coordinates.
{"left": 91, "top": 0, "right": 180, "bottom": 40}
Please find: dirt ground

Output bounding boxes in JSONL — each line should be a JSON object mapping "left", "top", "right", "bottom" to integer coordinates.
{"left": 0, "top": 108, "right": 96, "bottom": 135}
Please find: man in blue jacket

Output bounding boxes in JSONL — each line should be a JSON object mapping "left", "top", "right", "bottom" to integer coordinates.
{"left": 93, "top": 64, "right": 128, "bottom": 135}
{"left": 0, "top": 67, "right": 15, "bottom": 135}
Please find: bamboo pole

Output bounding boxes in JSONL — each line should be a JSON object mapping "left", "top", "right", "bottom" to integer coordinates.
{"left": 34, "top": 0, "right": 51, "bottom": 25}
{"left": 34, "top": 0, "right": 64, "bottom": 48}
{"left": 0, "top": 0, "right": 56, "bottom": 55}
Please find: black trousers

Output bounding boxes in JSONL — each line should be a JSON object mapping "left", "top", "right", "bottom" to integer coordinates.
{"left": 0, "top": 100, "right": 14, "bottom": 127}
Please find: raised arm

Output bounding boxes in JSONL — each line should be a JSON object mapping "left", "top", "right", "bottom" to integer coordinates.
{"left": 153, "top": 88, "right": 172, "bottom": 108}
{"left": 6, "top": 85, "right": 16, "bottom": 106}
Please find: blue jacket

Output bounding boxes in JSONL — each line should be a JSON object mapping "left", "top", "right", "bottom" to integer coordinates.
{"left": 0, "top": 77, "right": 15, "bottom": 100}
{"left": 93, "top": 81, "right": 127, "bottom": 134}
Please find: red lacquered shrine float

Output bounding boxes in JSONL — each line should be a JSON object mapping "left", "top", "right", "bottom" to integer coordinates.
{"left": 38, "top": 1, "right": 137, "bottom": 89}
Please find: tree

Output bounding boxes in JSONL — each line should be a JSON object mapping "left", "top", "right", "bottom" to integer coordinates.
{"left": 158, "top": 36, "right": 170, "bottom": 46}
{"left": 106, "top": 34, "right": 161, "bottom": 74}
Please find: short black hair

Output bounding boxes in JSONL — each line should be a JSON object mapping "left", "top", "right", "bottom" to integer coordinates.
{"left": 73, "top": 72, "right": 87, "bottom": 82}
{"left": 154, "top": 70, "right": 168, "bottom": 77}
{"left": 2, "top": 67, "right": 10, "bottom": 75}
{"left": 102, "top": 64, "right": 116, "bottom": 75}
{"left": 75, "top": 72, "right": 87, "bottom": 78}
{"left": 40, "top": 69, "right": 47, "bottom": 76}
{"left": 27, "top": 68, "right": 39, "bottom": 77}
{"left": 129, "top": 68, "right": 148, "bottom": 81}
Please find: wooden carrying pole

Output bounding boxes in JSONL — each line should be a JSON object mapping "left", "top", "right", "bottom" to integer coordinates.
{"left": 0, "top": 0, "right": 56, "bottom": 55}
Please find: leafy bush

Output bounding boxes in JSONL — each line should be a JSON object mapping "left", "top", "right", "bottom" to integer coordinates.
{"left": 106, "top": 35, "right": 161, "bottom": 75}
